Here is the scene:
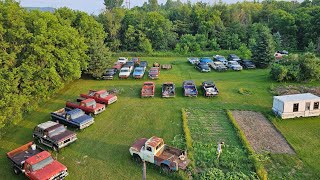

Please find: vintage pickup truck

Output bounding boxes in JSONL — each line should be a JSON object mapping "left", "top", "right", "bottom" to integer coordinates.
{"left": 33, "top": 121, "right": 77, "bottom": 151}
{"left": 66, "top": 98, "right": 106, "bottom": 116}
{"left": 202, "top": 81, "right": 219, "bottom": 97}
{"left": 148, "top": 67, "right": 160, "bottom": 79}
{"left": 183, "top": 80, "right": 198, "bottom": 97}
{"left": 7, "top": 142, "right": 68, "bottom": 179}
{"left": 129, "top": 136, "right": 190, "bottom": 172}
{"left": 162, "top": 82, "right": 175, "bottom": 98}
{"left": 51, "top": 108, "right": 94, "bottom": 129}
{"left": 141, "top": 82, "right": 155, "bottom": 97}
{"left": 79, "top": 90, "right": 117, "bottom": 105}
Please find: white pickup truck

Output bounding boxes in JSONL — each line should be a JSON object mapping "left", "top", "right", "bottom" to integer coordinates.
{"left": 119, "top": 67, "right": 131, "bottom": 79}
{"left": 129, "top": 136, "right": 190, "bottom": 172}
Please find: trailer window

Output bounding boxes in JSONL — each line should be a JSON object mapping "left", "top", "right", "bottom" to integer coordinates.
{"left": 314, "top": 102, "right": 319, "bottom": 110}
{"left": 293, "top": 103, "right": 299, "bottom": 112}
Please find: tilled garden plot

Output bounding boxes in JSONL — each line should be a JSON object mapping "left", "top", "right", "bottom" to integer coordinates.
{"left": 231, "top": 110, "right": 295, "bottom": 154}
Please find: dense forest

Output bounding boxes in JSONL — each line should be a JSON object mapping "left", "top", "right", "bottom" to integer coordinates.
{"left": 0, "top": 0, "right": 320, "bottom": 128}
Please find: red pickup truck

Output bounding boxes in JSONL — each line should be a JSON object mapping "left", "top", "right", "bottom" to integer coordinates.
{"left": 141, "top": 82, "right": 155, "bottom": 97}
{"left": 66, "top": 98, "right": 105, "bottom": 116}
{"left": 79, "top": 90, "right": 117, "bottom": 105}
{"left": 7, "top": 142, "right": 68, "bottom": 180}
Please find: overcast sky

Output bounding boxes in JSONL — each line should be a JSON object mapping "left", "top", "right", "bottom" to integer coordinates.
{"left": 19, "top": 0, "right": 242, "bottom": 14}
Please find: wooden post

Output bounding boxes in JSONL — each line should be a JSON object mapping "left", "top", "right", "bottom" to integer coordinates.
{"left": 142, "top": 160, "right": 146, "bottom": 180}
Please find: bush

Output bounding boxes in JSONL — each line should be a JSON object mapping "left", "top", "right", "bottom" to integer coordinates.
{"left": 181, "top": 109, "right": 195, "bottom": 169}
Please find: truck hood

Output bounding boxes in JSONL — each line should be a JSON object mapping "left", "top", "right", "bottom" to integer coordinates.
{"left": 119, "top": 72, "right": 130, "bottom": 76}
{"left": 50, "top": 130, "right": 76, "bottom": 142}
{"left": 231, "top": 65, "right": 242, "bottom": 68}
{"left": 31, "top": 160, "right": 67, "bottom": 180}
{"left": 133, "top": 72, "right": 144, "bottom": 76}
{"left": 73, "top": 115, "right": 94, "bottom": 125}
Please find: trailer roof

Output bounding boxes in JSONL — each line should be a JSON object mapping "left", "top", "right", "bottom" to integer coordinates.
{"left": 274, "top": 93, "right": 320, "bottom": 102}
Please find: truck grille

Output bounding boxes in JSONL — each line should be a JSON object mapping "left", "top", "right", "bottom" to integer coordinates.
{"left": 49, "top": 170, "right": 68, "bottom": 180}
{"left": 108, "top": 97, "right": 118, "bottom": 104}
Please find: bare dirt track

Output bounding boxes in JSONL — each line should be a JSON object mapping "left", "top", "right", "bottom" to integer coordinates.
{"left": 231, "top": 111, "right": 295, "bottom": 154}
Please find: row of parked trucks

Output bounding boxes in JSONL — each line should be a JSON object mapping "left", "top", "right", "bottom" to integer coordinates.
{"left": 189, "top": 54, "right": 256, "bottom": 72}
{"left": 103, "top": 57, "right": 173, "bottom": 80}
{"left": 141, "top": 80, "right": 219, "bottom": 97}
{"left": 6, "top": 89, "right": 117, "bottom": 180}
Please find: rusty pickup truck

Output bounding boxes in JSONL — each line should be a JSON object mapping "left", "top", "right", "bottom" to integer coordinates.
{"left": 129, "top": 136, "right": 190, "bottom": 172}
{"left": 141, "top": 82, "right": 155, "bottom": 97}
{"left": 79, "top": 90, "right": 117, "bottom": 105}
{"left": 7, "top": 142, "right": 68, "bottom": 180}
{"left": 33, "top": 121, "right": 77, "bottom": 151}
{"left": 66, "top": 98, "right": 105, "bottom": 116}
{"left": 162, "top": 82, "right": 175, "bottom": 98}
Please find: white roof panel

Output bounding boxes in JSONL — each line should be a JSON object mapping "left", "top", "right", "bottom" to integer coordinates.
{"left": 37, "top": 121, "right": 58, "bottom": 130}
{"left": 274, "top": 93, "right": 320, "bottom": 102}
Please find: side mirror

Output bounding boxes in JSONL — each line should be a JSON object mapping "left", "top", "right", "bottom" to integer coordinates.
{"left": 21, "top": 170, "right": 25, "bottom": 173}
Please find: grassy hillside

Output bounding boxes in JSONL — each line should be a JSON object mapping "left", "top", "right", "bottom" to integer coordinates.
{"left": 0, "top": 57, "right": 318, "bottom": 179}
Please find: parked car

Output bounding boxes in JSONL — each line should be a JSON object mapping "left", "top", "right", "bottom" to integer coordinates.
{"left": 141, "top": 82, "right": 155, "bottom": 97}
{"left": 239, "top": 60, "right": 256, "bottom": 69}
{"left": 66, "top": 98, "right": 106, "bottom": 116}
{"left": 195, "top": 62, "right": 211, "bottom": 72}
{"left": 227, "top": 61, "right": 243, "bottom": 71}
{"left": 129, "top": 136, "right": 190, "bottom": 172}
{"left": 140, "top": 61, "right": 148, "bottom": 70}
{"left": 133, "top": 67, "right": 145, "bottom": 79}
{"left": 202, "top": 81, "right": 219, "bottom": 97}
{"left": 188, "top": 57, "right": 199, "bottom": 65}
{"left": 161, "top": 64, "right": 172, "bottom": 70}
{"left": 113, "top": 62, "right": 123, "bottom": 70}
{"left": 33, "top": 121, "right": 77, "bottom": 151}
{"left": 148, "top": 67, "right": 160, "bottom": 79}
{"left": 183, "top": 80, "right": 198, "bottom": 97}
{"left": 119, "top": 67, "right": 131, "bottom": 79}
{"left": 79, "top": 90, "right": 117, "bottom": 105}
{"left": 162, "top": 82, "right": 175, "bottom": 98}
{"left": 51, "top": 108, "right": 94, "bottom": 129}
{"left": 208, "top": 61, "right": 227, "bottom": 71}
{"left": 7, "top": 142, "right": 68, "bottom": 179}
{"left": 213, "top": 55, "right": 228, "bottom": 65}
{"left": 131, "top": 57, "right": 140, "bottom": 65}
{"left": 227, "top": 54, "right": 241, "bottom": 61}
{"left": 102, "top": 68, "right": 117, "bottom": 80}
{"left": 117, "top": 57, "right": 128, "bottom": 64}
{"left": 199, "top": 57, "right": 213, "bottom": 64}
{"left": 277, "top": 50, "right": 288, "bottom": 55}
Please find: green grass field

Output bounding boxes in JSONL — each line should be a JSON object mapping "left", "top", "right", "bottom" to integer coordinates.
{"left": 0, "top": 57, "right": 319, "bottom": 179}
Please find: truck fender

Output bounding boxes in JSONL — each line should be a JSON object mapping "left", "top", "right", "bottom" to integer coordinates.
{"left": 132, "top": 154, "right": 142, "bottom": 164}
{"left": 160, "top": 163, "right": 171, "bottom": 173}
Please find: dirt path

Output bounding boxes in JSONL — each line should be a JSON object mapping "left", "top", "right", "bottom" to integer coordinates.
{"left": 231, "top": 111, "right": 295, "bottom": 154}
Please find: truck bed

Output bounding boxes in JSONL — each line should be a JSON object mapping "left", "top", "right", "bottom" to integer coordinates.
{"left": 141, "top": 87, "right": 154, "bottom": 96}
{"left": 184, "top": 86, "right": 197, "bottom": 96}
{"left": 52, "top": 108, "right": 67, "bottom": 117}
{"left": 7, "top": 142, "right": 43, "bottom": 167}
{"left": 162, "top": 84, "right": 175, "bottom": 97}
{"left": 155, "top": 145, "right": 190, "bottom": 170}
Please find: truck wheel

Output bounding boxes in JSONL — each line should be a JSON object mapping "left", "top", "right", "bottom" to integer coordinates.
{"left": 13, "top": 167, "right": 21, "bottom": 175}
{"left": 161, "top": 164, "right": 171, "bottom": 174}
{"left": 53, "top": 145, "right": 59, "bottom": 152}
{"left": 133, "top": 154, "right": 142, "bottom": 164}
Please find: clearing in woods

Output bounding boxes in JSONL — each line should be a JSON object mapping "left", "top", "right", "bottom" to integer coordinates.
{"left": 186, "top": 108, "right": 256, "bottom": 177}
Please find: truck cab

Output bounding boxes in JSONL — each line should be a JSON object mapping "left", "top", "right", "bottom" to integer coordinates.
{"left": 129, "top": 136, "right": 190, "bottom": 172}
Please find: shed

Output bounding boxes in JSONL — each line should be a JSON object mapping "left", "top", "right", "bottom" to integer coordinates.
{"left": 272, "top": 93, "right": 320, "bottom": 119}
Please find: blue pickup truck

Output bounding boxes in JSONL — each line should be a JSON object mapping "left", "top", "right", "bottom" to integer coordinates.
{"left": 51, "top": 108, "right": 94, "bottom": 129}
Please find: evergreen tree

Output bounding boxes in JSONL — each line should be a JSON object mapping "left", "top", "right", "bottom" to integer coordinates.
{"left": 252, "top": 27, "right": 275, "bottom": 68}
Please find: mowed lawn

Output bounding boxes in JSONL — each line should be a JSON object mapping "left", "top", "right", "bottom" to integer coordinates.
{"left": 0, "top": 57, "right": 319, "bottom": 179}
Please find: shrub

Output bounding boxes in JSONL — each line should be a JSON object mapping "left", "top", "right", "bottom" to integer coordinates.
{"left": 181, "top": 109, "right": 195, "bottom": 169}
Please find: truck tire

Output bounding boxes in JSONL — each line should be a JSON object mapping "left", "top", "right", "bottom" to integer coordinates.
{"left": 161, "top": 164, "right": 171, "bottom": 174}
{"left": 13, "top": 167, "right": 21, "bottom": 175}
{"left": 53, "top": 145, "right": 59, "bottom": 152}
{"left": 133, "top": 154, "right": 142, "bottom": 164}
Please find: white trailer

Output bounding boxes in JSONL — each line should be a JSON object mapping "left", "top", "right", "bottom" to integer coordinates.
{"left": 272, "top": 93, "right": 320, "bottom": 119}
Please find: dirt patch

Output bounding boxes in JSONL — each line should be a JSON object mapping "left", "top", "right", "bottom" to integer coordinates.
{"left": 272, "top": 85, "right": 320, "bottom": 96}
{"left": 231, "top": 111, "right": 295, "bottom": 154}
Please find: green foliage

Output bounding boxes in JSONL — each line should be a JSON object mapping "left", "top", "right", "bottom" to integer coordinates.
{"left": 270, "top": 53, "right": 320, "bottom": 82}
{"left": 305, "top": 41, "right": 316, "bottom": 53}
{"left": 181, "top": 108, "right": 195, "bottom": 169}
{"left": 252, "top": 25, "right": 275, "bottom": 68}
{"left": 238, "top": 44, "right": 252, "bottom": 59}
{"left": 104, "top": 0, "right": 123, "bottom": 11}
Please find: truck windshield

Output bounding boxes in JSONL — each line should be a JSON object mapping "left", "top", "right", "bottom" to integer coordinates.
{"left": 150, "top": 70, "right": 157, "bottom": 73}
{"left": 100, "top": 91, "right": 109, "bottom": 98}
{"left": 31, "top": 156, "right": 54, "bottom": 171}
{"left": 86, "top": 100, "right": 96, "bottom": 107}
{"left": 121, "top": 69, "right": 128, "bottom": 72}
{"left": 71, "top": 110, "right": 85, "bottom": 119}
{"left": 49, "top": 126, "right": 66, "bottom": 137}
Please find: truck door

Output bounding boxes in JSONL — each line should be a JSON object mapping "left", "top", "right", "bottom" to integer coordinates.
{"left": 143, "top": 146, "right": 155, "bottom": 164}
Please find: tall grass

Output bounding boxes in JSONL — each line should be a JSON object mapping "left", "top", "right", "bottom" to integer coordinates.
{"left": 226, "top": 110, "right": 268, "bottom": 180}
{"left": 181, "top": 108, "right": 195, "bottom": 169}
